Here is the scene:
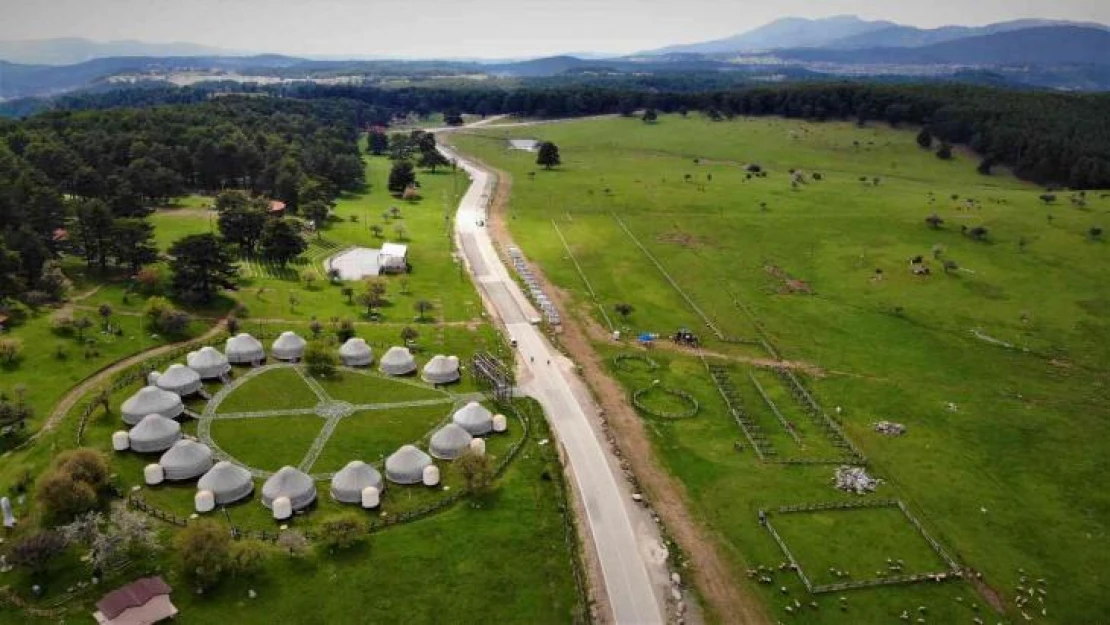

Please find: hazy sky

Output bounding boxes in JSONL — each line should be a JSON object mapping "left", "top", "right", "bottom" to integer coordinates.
{"left": 3, "top": 0, "right": 1108, "bottom": 58}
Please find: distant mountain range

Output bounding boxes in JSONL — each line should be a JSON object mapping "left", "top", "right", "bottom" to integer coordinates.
{"left": 0, "top": 38, "right": 243, "bottom": 65}
{"left": 643, "top": 15, "right": 1109, "bottom": 55}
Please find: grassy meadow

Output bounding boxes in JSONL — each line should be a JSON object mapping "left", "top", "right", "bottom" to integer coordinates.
{"left": 451, "top": 114, "right": 1109, "bottom": 624}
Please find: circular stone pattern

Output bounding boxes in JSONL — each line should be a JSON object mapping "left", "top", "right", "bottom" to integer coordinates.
{"left": 315, "top": 400, "right": 356, "bottom": 419}
{"left": 632, "top": 386, "right": 700, "bottom": 419}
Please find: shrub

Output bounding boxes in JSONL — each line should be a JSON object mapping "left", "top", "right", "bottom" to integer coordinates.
{"left": 318, "top": 513, "right": 365, "bottom": 553}
{"left": 0, "top": 337, "right": 23, "bottom": 364}
{"left": 304, "top": 341, "right": 338, "bottom": 378}
{"left": 277, "top": 529, "right": 309, "bottom": 558}
{"left": 10, "top": 530, "right": 67, "bottom": 575}
{"left": 457, "top": 449, "right": 495, "bottom": 495}
{"left": 50, "top": 310, "right": 76, "bottom": 335}
{"left": 59, "top": 448, "right": 110, "bottom": 486}
{"left": 175, "top": 521, "right": 231, "bottom": 591}
{"left": 228, "top": 539, "right": 268, "bottom": 577}
{"left": 136, "top": 266, "right": 163, "bottom": 294}
{"left": 37, "top": 470, "right": 98, "bottom": 521}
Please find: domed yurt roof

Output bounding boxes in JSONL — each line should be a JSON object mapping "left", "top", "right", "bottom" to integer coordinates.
{"left": 197, "top": 461, "right": 254, "bottom": 505}
{"left": 421, "top": 355, "right": 460, "bottom": 385}
{"left": 330, "top": 460, "right": 384, "bottom": 503}
{"left": 121, "top": 386, "right": 184, "bottom": 426}
{"left": 225, "top": 333, "right": 264, "bottom": 364}
{"left": 261, "top": 466, "right": 316, "bottom": 510}
{"left": 338, "top": 338, "right": 374, "bottom": 367}
{"left": 385, "top": 445, "right": 432, "bottom": 484}
{"left": 379, "top": 346, "right": 417, "bottom": 376}
{"left": 127, "top": 414, "right": 182, "bottom": 453}
{"left": 154, "top": 363, "right": 202, "bottom": 396}
{"left": 187, "top": 346, "right": 230, "bottom": 379}
{"left": 159, "top": 439, "right": 213, "bottom": 480}
{"left": 429, "top": 423, "right": 473, "bottom": 460}
{"left": 452, "top": 401, "right": 493, "bottom": 435}
{"left": 271, "top": 331, "right": 306, "bottom": 361}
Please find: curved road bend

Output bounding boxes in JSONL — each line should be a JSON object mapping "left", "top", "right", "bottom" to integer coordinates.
{"left": 440, "top": 141, "right": 665, "bottom": 624}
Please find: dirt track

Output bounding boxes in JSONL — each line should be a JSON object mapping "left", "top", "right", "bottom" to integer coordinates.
{"left": 465, "top": 147, "right": 770, "bottom": 624}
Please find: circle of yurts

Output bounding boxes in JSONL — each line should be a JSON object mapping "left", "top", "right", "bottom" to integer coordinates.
{"left": 225, "top": 333, "right": 265, "bottom": 364}
{"left": 379, "top": 346, "right": 417, "bottom": 376}
{"left": 338, "top": 337, "right": 374, "bottom": 367}
{"left": 152, "top": 363, "right": 202, "bottom": 396}
{"left": 261, "top": 466, "right": 317, "bottom": 511}
{"left": 421, "top": 355, "right": 460, "bottom": 384}
{"left": 452, "top": 401, "right": 493, "bottom": 435}
{"left": 187, "top": 346, "right": 231, "bottom": 379}
{"left": 330, "top": 460, "right": 385, "bottom": 503}
{"left": 429, "top": 423, "right": 473, "bottom": 460}
{"left": 385, "top": 445, "right": 433, "bottom": 484}
{"left": 159, "top": 439, "right": 214, "bottom": 480}
{"left": 127, "top": 414, "right": 182, "bottom": 453}
{"left": 197, "top": 461, "right": 254, "bottom": 505}
{"left": 270, "top": 331, "right": 306, "bottom": 361}
{"left": 120, "top": 386, "right": 184, "bottom": 426}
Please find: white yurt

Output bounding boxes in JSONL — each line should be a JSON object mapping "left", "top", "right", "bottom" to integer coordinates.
{"left": 271, "top": 331, "right": 306, "bottom": 361}
{"left": 225, "top": 333, "right": 265, "bottom": 364}
{"left": 261, "top": 466, "right": 317, "bottom": 511}
{"left": 429, "top": 423, "right": 473, "bottom": 460}
{"left": 120, "top": 386, "right": 184, "bottom": 426}
{"left": 330, "top": 460, "right": 385, "bottom": 504}
{"left": 127, "top": 414, "right": 182, "bottom": 453}
{"left": 339, "top": 338, "right": 374, "bottom": 367}
{"left": 153, "top": 363, "right": 203, "bottom": 396}
{"left": 379, "top": 346, "right": 417, "bottom": 376}
{"left": 385, "top": 445, "right": 433, "bottom": 485}
{"left": 452, "top": 401, "right": 493, "bottom": 436}
{"left": 421, "top": 355, "right": 460, "bottom": 385}
{"left": 197, "top": 461, "right": 254, "bottom": 505}
{"left": 159, "top": 440, "right": 214, "bottom": 480}
{"left": 187, "top": 346, "right": 230, "bottom": 379}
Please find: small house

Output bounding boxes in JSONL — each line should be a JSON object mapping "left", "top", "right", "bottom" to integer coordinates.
{"left": 379, "top": 242, "right": 409, "bottom": 273}
{"left": 268, "top": 200, "right": 287, "bottom": 216}
{"left": 93, "top": 576, "right": 177, "bottom": 625}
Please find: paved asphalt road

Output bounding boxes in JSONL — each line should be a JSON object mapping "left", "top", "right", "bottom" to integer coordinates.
{"left": 441, "top": 141, "right": 665, "bottom": 624}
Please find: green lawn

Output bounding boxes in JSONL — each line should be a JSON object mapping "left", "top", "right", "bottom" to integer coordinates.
{"left": 209, "top": 414, "right": 324, "bottom": 472}
{"left": 451, "top": 114, "right": 1109, "bottom": 624}
{"left": 317, "top": 370, "right": 450, "bottom": 405}
{"left": 311, "top": 405, "right": 455, "bottom": 473}
{"left": 215, "top": 367, "right": 319, "bottom": 414}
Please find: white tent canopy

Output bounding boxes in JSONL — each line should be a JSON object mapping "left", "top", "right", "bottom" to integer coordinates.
{"left": 330, "top": 461, "right": 384, "bottom": 503}
{"left": 197, "top": 461, "right": 254, "bottom": 505}
{"left": 153, "top": 363, "right": 202, "bottom": 396}
{"left": 128, "top": 414, "right": 182, "bottom": 453}
{"left": 379, "top": 346, "right": 417, "bottom": 376}
{"left": 225, "top": 333, "right": 264, "bottom": 364}
{"left": 271, "top": 331, "right": 306, "bottom": 361}
{"left": 187, "top": 346, "right": 231, "bottom": 379}
{"left": 261, "top": 466, "right": 317, "bottom": 510}
{"left": 159, "top": 440, "right": 213, "bottom": 480}
{"left": 120, "top": 386, "right": 184, "bottom": 426}
{"left": 379, "top": 242, "right": 408, "bottom": 273}
{"left": 422, "top": 355, "right": 460, "bottom": 385}
{"left": 429, "top": 423, "right": 473, "bottom": 460}
{"left": 452, "top": 401, "right": 493, "bottom": 435}
{"left": 385, "top": 445, "right": 432, "bottom": 484}
{"left": 339, "top": 338, "right": 374, "bottom": 367}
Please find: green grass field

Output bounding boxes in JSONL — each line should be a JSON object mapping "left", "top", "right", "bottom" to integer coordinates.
{"left": 452, "top": 114, "right": 1109, "bottom": 623}
{"left": 316, "top": 370, "right": 449, "bottom": 405}
{"left": 214, "top": 367, "right": 319, "bottom": 413}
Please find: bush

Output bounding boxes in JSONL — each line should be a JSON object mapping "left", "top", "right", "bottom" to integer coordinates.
{"left": 175, "top": 520, "right": 231, "bottom": 591}
{"left": 59, "top": 448, "right": 110, "bottom": 486}
{"left": 318, "top": 513, "right": 365, "bottom": 553}
{"left": 457, "top": 449, "right": 495, "bottom": 495}
{"left": 136, "top": 266, "right": 164, "bottom": 294}
{"left": 10, "top": 530, "right": 67, "bottom": 575}
{"left": 304, "top": 341, "right": 338, "bottom": 378}
{"left": 277, "top": 529, "right": 309, "bottom": 558}
{"left": 50, "top": 310, "right": 76, "bottom": 335}
{"left": 37, "top": 470, "right": 98, "bottom": 521}
{"left": 228, "top": 539, "right": 268, "bottom": 577}
{"left": 0, "top": 337, "right": 23, "bottom": 364}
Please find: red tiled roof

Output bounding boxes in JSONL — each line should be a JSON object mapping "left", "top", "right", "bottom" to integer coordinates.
{"left": 96, "top": 576, "right": 172, "bottom": 620}
{"left": 269, "top": 200, "right": 286, "bottom": 213}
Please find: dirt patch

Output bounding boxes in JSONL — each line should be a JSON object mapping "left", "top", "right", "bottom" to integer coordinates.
{"left": 765, "top": 265, "right": 813, "bottom": 295}
{"left": 656, "top": 231, "right": 703, "bottom": 248}
{"left": 967, "top": 568, "right": 1008, "bottom": 614}
{"left": 472, "top": 148, "right": 769, "bottom": 624}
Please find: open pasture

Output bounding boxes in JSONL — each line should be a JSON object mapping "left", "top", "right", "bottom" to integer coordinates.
{"left": 452, "top": 114, "right": 1109, "bottom": 623}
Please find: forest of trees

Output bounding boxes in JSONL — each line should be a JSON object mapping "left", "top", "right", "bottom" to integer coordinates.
{"left": 0, "top": 97, "right": 365, "bottom": 308}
